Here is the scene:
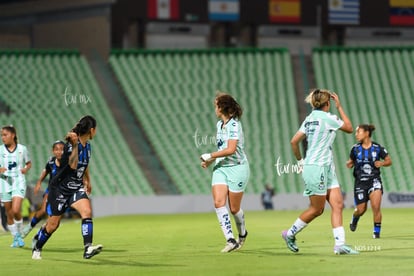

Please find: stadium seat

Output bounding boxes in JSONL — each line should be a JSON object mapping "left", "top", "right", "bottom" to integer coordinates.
{"left": 0, "top": 50, "right": 154, "bottom": 196}
{"left": 110, "top": 48, "right": 303, "bottom": 194}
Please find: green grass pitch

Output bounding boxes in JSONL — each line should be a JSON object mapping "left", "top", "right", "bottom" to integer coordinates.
{"left": 1, "top": 208, "right": 413, "bottom": 275}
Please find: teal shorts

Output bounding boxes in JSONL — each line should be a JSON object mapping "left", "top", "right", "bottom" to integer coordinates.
{"left": 0, "top": 175, "right": 27, "bottom": 202}
{"left": 212, "top": 163, "right": 250, "bottom": 193}
{"left": 302, "top": 164, "right": 339, "bottom": 196}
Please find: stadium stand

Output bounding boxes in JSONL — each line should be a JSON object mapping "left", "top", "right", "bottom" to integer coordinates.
{"left": 0, "top": 50, "right": 154, "bottom": 196}
{"left": 312, "top": 46, "right": 414, "bottom": 192}
{"left": 109, "top": 48, "right": 303, "bottom": 194}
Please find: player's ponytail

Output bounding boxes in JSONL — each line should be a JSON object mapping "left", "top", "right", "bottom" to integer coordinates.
{"left": 215, "top": 91, "right": 243, "bottom": 120}
{"left": 306, "top": 88, "right": 331, "bottom": 110}
{"left": 66, "top": 115, "right": 97, "bottom": 142}
{"left": 358, "top": 124, "right": 376, "bottom": 137}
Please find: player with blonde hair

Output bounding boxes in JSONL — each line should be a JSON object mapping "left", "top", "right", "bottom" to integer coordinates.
{"left": 282, "top": 89, "right": 359, "bottom": 255}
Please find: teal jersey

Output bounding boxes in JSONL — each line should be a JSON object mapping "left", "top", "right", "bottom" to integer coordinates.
{"left": 0, "top": 144, "right": 31, "bottom": 177}
{"left": 299, "top": 110, "right": 344, "bottom": 166}
{"left": 215, "top": 118, "right": 247, "bottom": 166}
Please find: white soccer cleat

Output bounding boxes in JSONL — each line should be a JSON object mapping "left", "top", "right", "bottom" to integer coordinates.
{"left": 83, "top": 244, "right": 103, "bottom": 259}
{"left": 220, "top": 238, "right": 239, "bottom": 253}
{"left": 236, "top": 231, "right": 248, "bottom": 249}
{"left": 334, "top": 244, "right": 359, "bottom": 255}
{"left": 32, "top": 249, "right": 42, "bottom": 260}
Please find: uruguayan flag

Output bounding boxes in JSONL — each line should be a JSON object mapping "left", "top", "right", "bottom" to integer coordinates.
{"left": 329, "top": 0, "right": 360, "bottom": 25}
{"left": 208, "top": 0, "right": 240, "bottom": 21}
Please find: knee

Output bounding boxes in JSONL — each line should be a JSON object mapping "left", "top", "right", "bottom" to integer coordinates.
{"left": 311, "top": 207, "right": 325, "bottom": 217}
{"left": 213, "top": 199, "right": 226, "bottom": 208}
{"left": 47, "top": 220, "right": 60, "bottom": 232}
{"left": 79, "top": 207, "right": 92, "bottom": 219}
{"left": 316, "top": 207, "right": 325, "bottom": 216}
{"left": 355, "top": 205, "right": 367, "bottom": 215}
{"left": 229, "top": 206, "right": 240, "bottom": 215}
{"left": 357, "top": 208, "right": 366, "bottom": 216}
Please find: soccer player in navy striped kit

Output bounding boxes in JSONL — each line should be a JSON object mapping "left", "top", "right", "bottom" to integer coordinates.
{"left": 32, "top": 115, "right": 102, "bottom": 260}
{"left": 347, "top": 124, "right": 392, "bottom": 239}
{"left": 21, "top": 140, "right": 65, "bottom": 238}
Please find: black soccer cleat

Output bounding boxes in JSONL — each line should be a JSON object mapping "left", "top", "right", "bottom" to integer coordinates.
{"left": 349, "top": 222, "right": 357, "bottom": 232}
{"left": 83, "top": 244, "right": 103, "bottom": 259}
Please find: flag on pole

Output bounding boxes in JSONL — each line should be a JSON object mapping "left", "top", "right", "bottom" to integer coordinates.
{"left": 147, "top": 0, "right": 180, "bottom": 20}
{"left": 269, "top": 0, "right": 301, "bottom": 24}
{"left": 328, "top": 0, "right": 360, "bottom": 25}
{"left": 208, "top": 0, "right": 240, "bottom": 21}
{"left": 389, "top": 0, "right": 414, "bottom": 25}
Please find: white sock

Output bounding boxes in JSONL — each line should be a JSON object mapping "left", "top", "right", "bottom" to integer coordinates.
{"left": 215, "top": 206, "right": 234, "bottom": 241}
{"left": 8, "top": 224, "right": 17, "bottom": 237}
{"left": 333, "top": 226, "right": 345, "bottom": 246}
{"left": 233, "top": 209, "right": 246, "bottom": 237}
{"left": 287, "top": 218, "right": 308, "bottom": 237}
{"left": 14, "top": 219, "right": 23, "bottom": 234}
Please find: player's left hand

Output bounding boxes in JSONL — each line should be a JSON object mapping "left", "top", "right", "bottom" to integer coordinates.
{"left": 201, "top": 160, "right": 213, "bottom": 169}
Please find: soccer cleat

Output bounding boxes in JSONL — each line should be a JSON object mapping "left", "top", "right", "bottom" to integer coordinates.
{"left": 32, "top": 249, "right": 42, "bottom": 260}
{"left": 282, "top": 230, "right": 299, "bottom": 253}
{"left": 373, "top": 232, "right": 380, "bottom": 239}
{"left": 21, "top": 224, "right": 33, "bottom": 238}
{"left": 10, "top": 235, "right": 18, "bottom": 248}
{"left": 334, "top": 245, "right": 359, "bottom": 255}
{"left": 220, "top": 238, "right": 239, "bottom": 253}
{"left": 349, "top": 222, "right": 358, "bottom": 232}
{"left": 236, "top": 231, "right": 248, "bottom": 249}
{"left": 83, "top": 244, "right": 103, "bottom": 259}
{"left": 16, "top": 233, "right": 25, "bottom": 247}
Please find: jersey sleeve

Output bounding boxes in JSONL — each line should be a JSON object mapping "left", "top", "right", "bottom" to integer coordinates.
{"left": 59, "top": 143, "right": 72, "bottom": 168}
{"left": 44, "top": 160, "right": 52, "bottom": 174}
{"left": 349, "top": 146, "right": 356, "bottom": 161}
{"left": 298, "top": 119, "right": 307, "bottom": 134}
{"left": 228, "top": 120, "right": 240, "bottom": 140}
{"left": 379, "top": 145, "right": 389, "bottom": 159}
{"left": 326, "top": 112, "right": 344, "bottom": 130}
{"left": 23, "top": 145, "right": 31, "bottom": 163}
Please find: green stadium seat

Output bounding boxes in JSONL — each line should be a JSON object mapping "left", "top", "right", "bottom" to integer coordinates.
{"left": 0, "top": 50, "right": 154, "bottom": 196}
{"left": 110, "top": 48, "right": 302, "bottom": 195}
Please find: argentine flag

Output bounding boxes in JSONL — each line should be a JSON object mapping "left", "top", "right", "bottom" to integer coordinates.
{"left": 208, "top": 0, "right": 240, "bottom": 22}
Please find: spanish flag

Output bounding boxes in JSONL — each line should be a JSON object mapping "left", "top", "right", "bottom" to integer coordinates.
{"left": 269, "top": 0, "right": 301, "bottom": 24}
{"left": 389, "top": 0, "right": 414, "bottom": 25}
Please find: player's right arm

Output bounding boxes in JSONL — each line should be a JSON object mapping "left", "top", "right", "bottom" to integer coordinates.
{"left": 290, "top": 131, "right": 306, "bottom": 161}
{"left": 346, "top": 146, "right": 356, "bottom": 168}
{"left": 34, "top": 169, "right": 49, "bottom": 195}
{"left": 66, "top": 132, "right": 79, "bottom": 170}
{"left": 331, "top": 92, "right": 353, "bottom": 133}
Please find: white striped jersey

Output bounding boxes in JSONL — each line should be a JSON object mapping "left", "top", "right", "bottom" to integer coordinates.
{"left": 215, "top": 117, "right": 247, "bottom": 166}
{"left": 0, "top": 144, "right": 31, "bottom": 177}
{"left": 299, "top": 110, "right": 344, "bottom": 166}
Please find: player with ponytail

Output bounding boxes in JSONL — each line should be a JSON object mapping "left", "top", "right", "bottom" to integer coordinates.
{"left": 282, "top": 89, "right": 359, "bottom": 255}
{"left": 32, "top": 115, "right": 102, "bottom": 260}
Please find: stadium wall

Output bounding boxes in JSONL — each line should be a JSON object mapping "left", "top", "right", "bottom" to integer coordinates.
{"left": 91, "top": 192, "right": 414, "bottom": 217}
